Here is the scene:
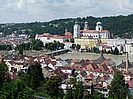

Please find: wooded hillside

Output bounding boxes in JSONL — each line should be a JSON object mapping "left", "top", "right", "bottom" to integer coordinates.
{"left": 1, "top": 14, "right": 133, "bottom": 38}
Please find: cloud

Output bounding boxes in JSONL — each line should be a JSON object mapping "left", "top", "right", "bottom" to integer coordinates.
{"left": 0, "top": 0, "right": 133, "bottom": 23}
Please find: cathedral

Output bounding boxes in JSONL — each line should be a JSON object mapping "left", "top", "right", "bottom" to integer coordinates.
{"left": 73, "top": 21, "right": 110, "bottom": 39}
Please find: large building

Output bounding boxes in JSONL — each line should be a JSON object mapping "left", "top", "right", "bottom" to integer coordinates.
{"left": 35, "top": 32, "right": 72, "bottom": 45}
{"left": 74, "top": 21, "right": 110, "bottom": 48}
{"left": 74, "top": 21, "right": 111, "bottom": 39}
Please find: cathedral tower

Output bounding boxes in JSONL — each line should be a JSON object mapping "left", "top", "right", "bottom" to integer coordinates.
{"left": 84, "top": 21, "right": 89, "bottom": 30}
{"left": 96, "top": 21, "right": 103, "bottom": 32}
{"left": 73, "top": 22, "right": 80, "bottom": 38}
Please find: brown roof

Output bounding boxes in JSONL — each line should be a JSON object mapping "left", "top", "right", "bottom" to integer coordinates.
{"left": 100, "top": 75, "right": 110, "bottom": 81}
{"left": 87, "top": 73, "right": 94, "bottom": 80}
{"left": 71, "top": 63, "right": 82, "bottom": 69}
{"left": 54, "top": 68, "right": 63, "bottom": 75}
{"left": 83, "top": 63, "right": 98, "bottom": 71}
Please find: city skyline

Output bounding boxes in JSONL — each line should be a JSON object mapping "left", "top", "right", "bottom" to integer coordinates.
{"left": 1, "top": 0, "right": 133, "bottom": 23}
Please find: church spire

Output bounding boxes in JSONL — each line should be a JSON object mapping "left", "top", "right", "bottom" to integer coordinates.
{"left": 84, "top": 21, "right": 89, "bottom": 30}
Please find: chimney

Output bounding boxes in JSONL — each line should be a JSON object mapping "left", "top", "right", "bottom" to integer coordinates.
{"left": 126, "top": 52, "right": 128, "bottom": 73}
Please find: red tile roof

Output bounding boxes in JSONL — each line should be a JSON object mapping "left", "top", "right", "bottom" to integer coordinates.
{"left": 82, "top": 63, "right": 98, "bottom": 71}
{"left": 65, "top": 32, "right": 72, "bottom": 36}
{"left": 80, "top": 30, "right": 109, "bottom": 33}
{"left": 37, "top": 33, "right": 72, "bottom": 39}
{"left": 87, "top": 73, "right": 94, "bottom": 80}
{"left": 100, "top": 75, "right": 110, "bottom": 81}
{"left": 71, "top": 63, "right": 82, "bottom": 69}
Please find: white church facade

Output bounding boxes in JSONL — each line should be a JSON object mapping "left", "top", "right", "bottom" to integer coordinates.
{"left": 73, "top": 21, "right": 111, "bottom": 39}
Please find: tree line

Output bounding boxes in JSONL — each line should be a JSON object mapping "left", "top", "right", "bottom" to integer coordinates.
{"left": 82, "top": 47, "right": 120, "bottom": 55}
{"left": 16, "top": 39, "right": 44, "bottom": 51}
{"left": 45, "top": 41, "right": 65, "bottom": 51}
{"left": 0, "top": 39, "right": 44, "bottom": 51}
{"left": 1, "top": 14, "right": 133, "bottom": 38}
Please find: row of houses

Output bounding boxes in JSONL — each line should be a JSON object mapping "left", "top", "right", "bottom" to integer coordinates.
{"left": 0, "top": 52, "right": 133, "bottom": 97}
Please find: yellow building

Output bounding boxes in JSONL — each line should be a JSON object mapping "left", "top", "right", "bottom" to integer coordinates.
{"left": 75, "top": 38, "right": 108, "bottom": 49}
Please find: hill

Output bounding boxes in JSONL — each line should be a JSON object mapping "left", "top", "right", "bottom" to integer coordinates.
{"left": 1, "top": 14, "right": 133, "bottom": 38}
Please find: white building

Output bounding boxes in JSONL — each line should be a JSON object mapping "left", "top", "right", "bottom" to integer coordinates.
{"left": 73, "top": 21, "right": 110, "bottom": 39}
{"left": 125, "top": 44, "right": 133, "bottom": 55}
{"left": 73, "top": 22, "right": 80, "bottom": 38}
{"left": 106, "top": 39, "right": 133, "bottom": 54}
{"left": 35, "top": 33, "right": 72, "bottom": 45}
{"left": 107, "top": 39, "right": 133, "bottom": 46}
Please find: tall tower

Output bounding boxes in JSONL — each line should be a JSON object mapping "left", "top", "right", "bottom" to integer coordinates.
{"left": 73, "top": 22, "right": 80, "bottom": 38}
{"left": 84, "top": 21, "right": 89, "bottom": 30}
{"left": 96, "top": 21, "right": 103, "bottom": 32}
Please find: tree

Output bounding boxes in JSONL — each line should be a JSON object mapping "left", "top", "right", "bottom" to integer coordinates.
{"left": 45, "top": 41, "right": 64, "bottom": 51}
{"left": 65, "top": 39, "right": 69, "bottom": 42}
{"left": 71, "top": 44, "right": 76, "bottom": 49}
{"left": 18, "top": 48, "right": 23, "bottom": 55}
{"left": 0, "top": 80, "right": 34, "bottom": 99}
{"left": 70, "top": 38, "right": 74, "bottom": 43}
{"left": 109, "top": 71, "right": 129, "bottom": 99}
{"left": 27, "top": 62, "right": 44, "bottom": 89}
{"left": 43, "top": 76, "right": 63, "bottom": 98}
{"left": 18, "top": 72, "right": 31, "bottom": 87}
{"left": 93, "top": 47, "right": 100, "bottom": 53}
{"left": 30, "top": 39, "right": 44, "bottom": 50}
{"left": 0, "top": 61, "right": 10, "bottom": 89}
{"left": 73, "top": 81, "right": 84, "bottom": 99}
{"left": 113, "top": 47, "right": 119, "bottom": 55}
{"left": 60, "top": 43, "right": 65, "bottom": 49}
{"left": 76, "top": 44, "right": 81, "bottom": 51}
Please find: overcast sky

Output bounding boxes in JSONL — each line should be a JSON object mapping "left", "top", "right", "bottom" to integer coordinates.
{"left": 0, "top": 0, "right": 133, "bottom": 23}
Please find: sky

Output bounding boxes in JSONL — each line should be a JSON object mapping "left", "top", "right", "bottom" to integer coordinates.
{"left": 0, "top": 0, "right": 133, "bottom": 23}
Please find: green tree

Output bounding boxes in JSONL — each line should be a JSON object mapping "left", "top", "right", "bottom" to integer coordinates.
{"left": 0, "top": 61, "right": 10, "bottom": 89}
{"left": 18, "top": 48, "right": 23, "bottom": 55}
{"left": 76, "top": 44, "right": 81, "bottom": 51}
{"left": 30, "top": 39, "right": 44, "bottom": 50}
{"left": 45, "top": 41, "right": 64, "bottom": 51}
{"left": 113, "top": 47, "right": 119, "bottom": 55}
{"left": 0, "top": 80, "right": 34, "bottom": 99}
{"left": 18, "top": 72, "right": 31, "bottom": 87}
{"left": 71, "top": 44, "right": 76, "bottom": 49}
{"left": 65, "top": 39, "right": 69, "bottom": 42}
{"left": 27, "top": 62, "right": 44, "bottom": 89}
{"left": 73, "top": 81, "right": 84, "bottom": 99}
{"left": 93, "top": 47, "right": 100, "bottom": 53}
{"left": 70, "top": 38, "right": 74, "bottom": 43}
{"left": 109, "top": 71, "right": 129, "bottom": 99}
{"left": 43, "top": 76, "right": 63, "bottom": 99}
